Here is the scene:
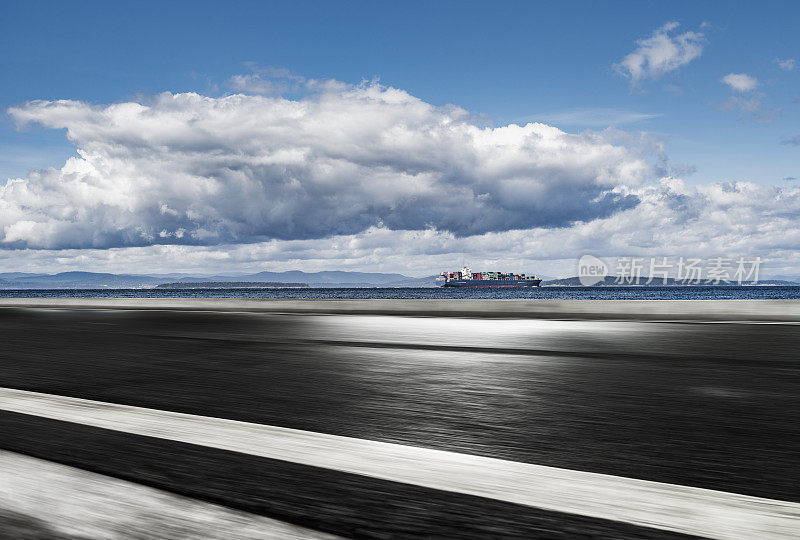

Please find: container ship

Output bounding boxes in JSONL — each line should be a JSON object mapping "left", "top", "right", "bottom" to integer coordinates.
{"left": 436, "top": 266, "right": 542, "bottom": 287}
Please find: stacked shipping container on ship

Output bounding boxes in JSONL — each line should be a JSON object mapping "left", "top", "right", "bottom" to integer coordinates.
{"left": 435, "top": 266, "right": 542, "bottom": 287}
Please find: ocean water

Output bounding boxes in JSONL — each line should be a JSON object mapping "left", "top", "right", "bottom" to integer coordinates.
{"left": 2, "top": 286, "right": 800, "bottom": 300}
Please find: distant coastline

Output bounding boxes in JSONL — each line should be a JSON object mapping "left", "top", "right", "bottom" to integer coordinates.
{"left": 155, "top": 281, "right": 309, "bottom": 289}
{"left": 0, "top": 270, "right": 436, "bottom": 289}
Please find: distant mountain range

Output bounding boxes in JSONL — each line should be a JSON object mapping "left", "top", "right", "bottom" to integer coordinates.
{"left": 0, "top": 271, "right": 439, "bottom": 289}
{"left": 155, "top": 281, "right": 309, "bottom": 289}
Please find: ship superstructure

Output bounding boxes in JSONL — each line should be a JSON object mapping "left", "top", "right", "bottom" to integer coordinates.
{"left": 436, "top": 266, "right": 542, "bottom": 287}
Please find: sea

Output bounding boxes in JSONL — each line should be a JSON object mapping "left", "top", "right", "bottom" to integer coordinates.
{"left": 3, "top": 286, "right": 800, "bottom": 300}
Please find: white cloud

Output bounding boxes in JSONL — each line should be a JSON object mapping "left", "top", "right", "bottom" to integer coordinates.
{"left": 614, "top": 22, "right": 705, "bottom": 85}
{"left": 7, "top": 75, "right": 800, "bottom": 276}
{"left": 775, "top": 58, "right": 797, "bottom": 71}
{"left": 5, "top": 179, "right": 800, "bottom": 277}
{"left": 718, "top": 75, "right": 778, "bottom": 122}
{"left": 3, "top": 82, "right": 651, "bottom": 249}
{"left": 721, "top": 73, "right": 759, "bottom": 92}
{"left": 546, "top": 179, "right": 800, "bottom": 260}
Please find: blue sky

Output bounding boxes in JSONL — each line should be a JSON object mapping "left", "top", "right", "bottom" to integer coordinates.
{"left": 3, "top": 1, "right": 797, "bottom": 184}
{"left": 1, "top": 1, "right": 799, "bottom": 276}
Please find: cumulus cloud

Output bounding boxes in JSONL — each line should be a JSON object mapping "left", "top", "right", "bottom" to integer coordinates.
{"left": 464, "top": 179, "right": 800, "bottom": 269}
{"left": 775, "top": 58, "right": 797, "bottom": 71}
{"left": 721, "top": 73, "right": 759, "bottom": 92}
{"left": 614, "top": 22, "right": 705, "bottom": 85}
{"left": 6, "top": 179, "right": 800, "bottom": 277}
{"left": 2, "top": 82, "right": 650, "bottom": 250}
{"left": 9, "top": 74, "right": 799, "bottom": 275}
{"left": 557, "top": 179, "right": 800, "bottom": 258}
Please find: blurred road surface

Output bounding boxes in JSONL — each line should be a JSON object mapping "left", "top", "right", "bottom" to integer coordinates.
{"left": 0, "top": 304, "right": 798, "bottom": 538}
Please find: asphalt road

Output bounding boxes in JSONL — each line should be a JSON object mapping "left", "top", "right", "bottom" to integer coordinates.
{"left": 1, "top": 306, "right": 798, "bottom": 538}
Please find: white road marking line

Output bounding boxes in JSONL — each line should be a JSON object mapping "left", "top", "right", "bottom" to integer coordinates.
{"left": 0, "top": 450, "right": 341, "bottom": 540}
{"left": 1, "top": 387, "right": 797, "bottom": 540}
